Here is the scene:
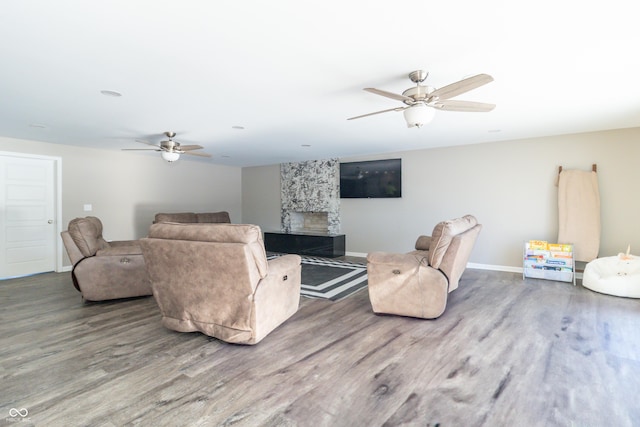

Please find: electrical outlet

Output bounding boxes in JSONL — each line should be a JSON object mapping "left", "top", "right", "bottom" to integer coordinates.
{"left": 83, "top": 204, "right": 92, "bottom": 212}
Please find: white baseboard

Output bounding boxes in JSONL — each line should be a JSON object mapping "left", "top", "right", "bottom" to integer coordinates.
{"left": 56, "top": 255, "right": 580, "bottom": 280}
{"left": 467, "top": 262, "right": 522, "bottom": 273}
{"left": 345, "top": 251, "right": 368, "bottom": 258}
{"left": 467, "top": 262, "right": 582, "bottom": 279}
{"left": 345, "top": 256, "right": 585, "bottom": 282}
{"left": 348, "top": 253, "right": 525, "bottom": 274}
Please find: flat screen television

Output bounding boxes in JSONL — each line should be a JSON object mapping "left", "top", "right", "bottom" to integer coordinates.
{"left": 340, "top": 159, "right": 401, "bottom": 198}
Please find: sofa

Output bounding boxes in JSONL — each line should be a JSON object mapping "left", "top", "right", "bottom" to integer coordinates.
{"left": 366, "top": 215, "right": 482, "bottom": 319}
{"left": 60, "top": 216, "right": 152, "bottom": 301}
{"left": 153, "top": 211, "right": 231, "bottom": 224}
{"left": 140, "top": 222, "right": 302, "bottom": 345}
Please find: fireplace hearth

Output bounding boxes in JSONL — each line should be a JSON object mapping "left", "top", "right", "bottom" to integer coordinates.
{"left": 264, "top": 231, "right": 345, "bottom": 257}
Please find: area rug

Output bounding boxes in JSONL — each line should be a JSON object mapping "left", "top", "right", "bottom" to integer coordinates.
{"left": 268, "top": 254, "right": 368, "bottom": 301}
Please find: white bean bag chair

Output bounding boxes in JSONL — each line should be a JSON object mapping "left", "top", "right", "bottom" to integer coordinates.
{"left": 582, "top": 255, "right": 640, "bottom": 298}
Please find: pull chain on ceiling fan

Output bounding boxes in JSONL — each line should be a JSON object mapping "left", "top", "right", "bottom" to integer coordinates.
{"left": 348, "top": 70, "right": 495, "bottom": 128}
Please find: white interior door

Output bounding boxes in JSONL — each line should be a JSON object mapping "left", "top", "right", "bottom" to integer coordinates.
{"left": 0, "top": 155, "right": 57, "bottom": 279}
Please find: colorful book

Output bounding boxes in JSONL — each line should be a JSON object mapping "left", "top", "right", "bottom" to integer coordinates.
{"left": 550, "top": 251, "right": 573, "bottom": 259}
{"left": 528, "top": 240, "right": 548, "bottom": 250}
{"left": 548, "top": 243, "right": 572, "bottom": 252}
{"left": 546, "top": 259, "right": 570, "bottom": 266}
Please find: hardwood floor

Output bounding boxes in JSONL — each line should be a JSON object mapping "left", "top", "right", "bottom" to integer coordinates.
{"left": 1, "top": 268, "right": 639, "bottom": 426}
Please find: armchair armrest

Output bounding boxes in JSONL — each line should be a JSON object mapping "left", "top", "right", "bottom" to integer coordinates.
{"left": 367, "top": 251, "right": 449, "bottom": 319}
{"left": 96, "top": 244, "right": 143, "bottom": 256}
{"left": 252, "top": 254, "right": 302, "bottom": 343}
{"left": 414, "top": 235, "right": 432, "bottom": 251}
{"left": 259, "top": 255, "right": 302, "bottom": 300}
{"left": 368, "top": 251, "right": 427, "bottom": 266}
{"left": 108, "top": 240, "right": 141, "bottom": 248}
{"left": 266, "top": 254, "right": 302, "bottom": 281}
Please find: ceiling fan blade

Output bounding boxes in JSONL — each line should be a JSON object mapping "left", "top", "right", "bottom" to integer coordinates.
{"left": 364, "top": 88, "right": 414, "bottom": 103}
{"left": 347, "top": 106, "right": 406, "bottom": 121}
{"left": 183, "top": 151, "right": 212, "bottom": 157}
{"left": 135, "top": 139, "right": 162, "bottom": 148}
{"left": 178, "top": 144, "right": 204, "bottom": 151}
{"left": 430, "top": 74, "right": 494, "bottom": 100}
{"left": 432, "top": 100, "right": 496, "bottom": 112}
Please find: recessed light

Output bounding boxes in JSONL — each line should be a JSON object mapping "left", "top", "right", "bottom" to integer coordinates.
{"left": 488, "top": 129, "right": 501, "bottom": 133}
{"left": 29, "top": 123, "right": 47, "bottom": 129}
{"left": 232, "top": 126, "right": 244, "bottom": 130}
{"left": 100, "top": 90, "right": 122, "bottom": 97}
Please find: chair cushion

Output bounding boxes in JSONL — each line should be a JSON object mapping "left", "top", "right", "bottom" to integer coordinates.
{"left": 196, "top": 211, "right": 231, "bottom": 223}
{"left": 147, "top": 223, "right": 268, "bottom": 278}
{"left": 154, "top": 212, "right": 198, "bottom": 223}
{"left": 428, "top": 215, "right": 478, "bottom": 269}
{"left": 67, "top": 216, "right": 110, "bottom": 257}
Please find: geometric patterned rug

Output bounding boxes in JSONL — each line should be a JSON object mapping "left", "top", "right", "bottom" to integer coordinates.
{"left": 268, "top": 254, "right": 368, "bottom": 301}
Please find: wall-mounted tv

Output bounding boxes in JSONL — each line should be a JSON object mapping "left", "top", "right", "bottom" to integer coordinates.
{"left": 340, "top": 159, "right": 401, "bottom": 198}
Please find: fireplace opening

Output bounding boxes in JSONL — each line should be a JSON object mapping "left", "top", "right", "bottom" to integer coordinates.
{"left": 289, "top": 211, "right": 329, "bottom": 234}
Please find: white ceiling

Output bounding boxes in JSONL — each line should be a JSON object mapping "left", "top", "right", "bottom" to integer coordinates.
{"left": 2, "top": 1, "right": 639, "bottom": 167}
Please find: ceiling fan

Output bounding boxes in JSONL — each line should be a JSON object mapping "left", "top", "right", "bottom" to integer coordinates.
{"left": 348, "top": 70, "right": 495, "bottom": 128}
{"left": 122, "top": 131, "right": 212, "bottom": 162}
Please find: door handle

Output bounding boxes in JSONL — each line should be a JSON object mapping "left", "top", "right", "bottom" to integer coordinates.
{"left": 48, "top": 220, "right": 53, "bottom": 224}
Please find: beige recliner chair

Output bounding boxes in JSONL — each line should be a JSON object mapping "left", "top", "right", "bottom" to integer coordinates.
{"left": 61, "top": 216, "right": 152, "bottom": 301}
{"left": 140, "top": 222, "right": 302, "bottom": 345}
{"left": 367, "top": 215, "right": 482, "bottom": 319}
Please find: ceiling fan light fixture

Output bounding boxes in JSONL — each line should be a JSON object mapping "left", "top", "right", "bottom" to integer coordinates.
{"left": 403, "top": 104, "right": 434, "bottom": 128}
{"left": 349, "top": 71, "right": 493, "bottom": 127}
{"left": 161, "top": 151, "right": 180, "bottom": 162}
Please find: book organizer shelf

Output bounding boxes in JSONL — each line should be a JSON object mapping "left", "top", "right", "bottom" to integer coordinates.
{"left": 523, "top": 240, "right": 575, "bottom": 285}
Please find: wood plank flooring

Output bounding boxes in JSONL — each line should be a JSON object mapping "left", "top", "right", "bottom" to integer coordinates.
{"left": 1, "top": 268, "right": 639, "bottom": 426}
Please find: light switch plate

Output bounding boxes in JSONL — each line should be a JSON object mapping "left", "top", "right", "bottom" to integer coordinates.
{"left": 83, "top": 204, "right": 92, "bottom": 212}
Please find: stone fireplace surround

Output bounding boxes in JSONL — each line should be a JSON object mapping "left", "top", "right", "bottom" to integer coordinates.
{"left": 280, "top": 158, "right": 340, "bottom": 235}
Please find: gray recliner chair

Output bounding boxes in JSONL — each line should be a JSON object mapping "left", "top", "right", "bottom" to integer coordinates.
{"left": 61, "top": 216, "right": 152, "bottom": 301}
{"left": 366, "top": 215, "right": 482, "bottom": 319}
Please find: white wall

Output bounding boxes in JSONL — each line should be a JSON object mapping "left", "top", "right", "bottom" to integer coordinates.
{"left": 241, "top": 164, "right": 281, "bottom": 231}
{"left": 0, "top": 136, "right": 242, "bottom": 267}
{"left": 8, "top": 127, "right": 639, "bottom": 271}
{"left": 242, "top": 127, "right": 640, "bottom": 268}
